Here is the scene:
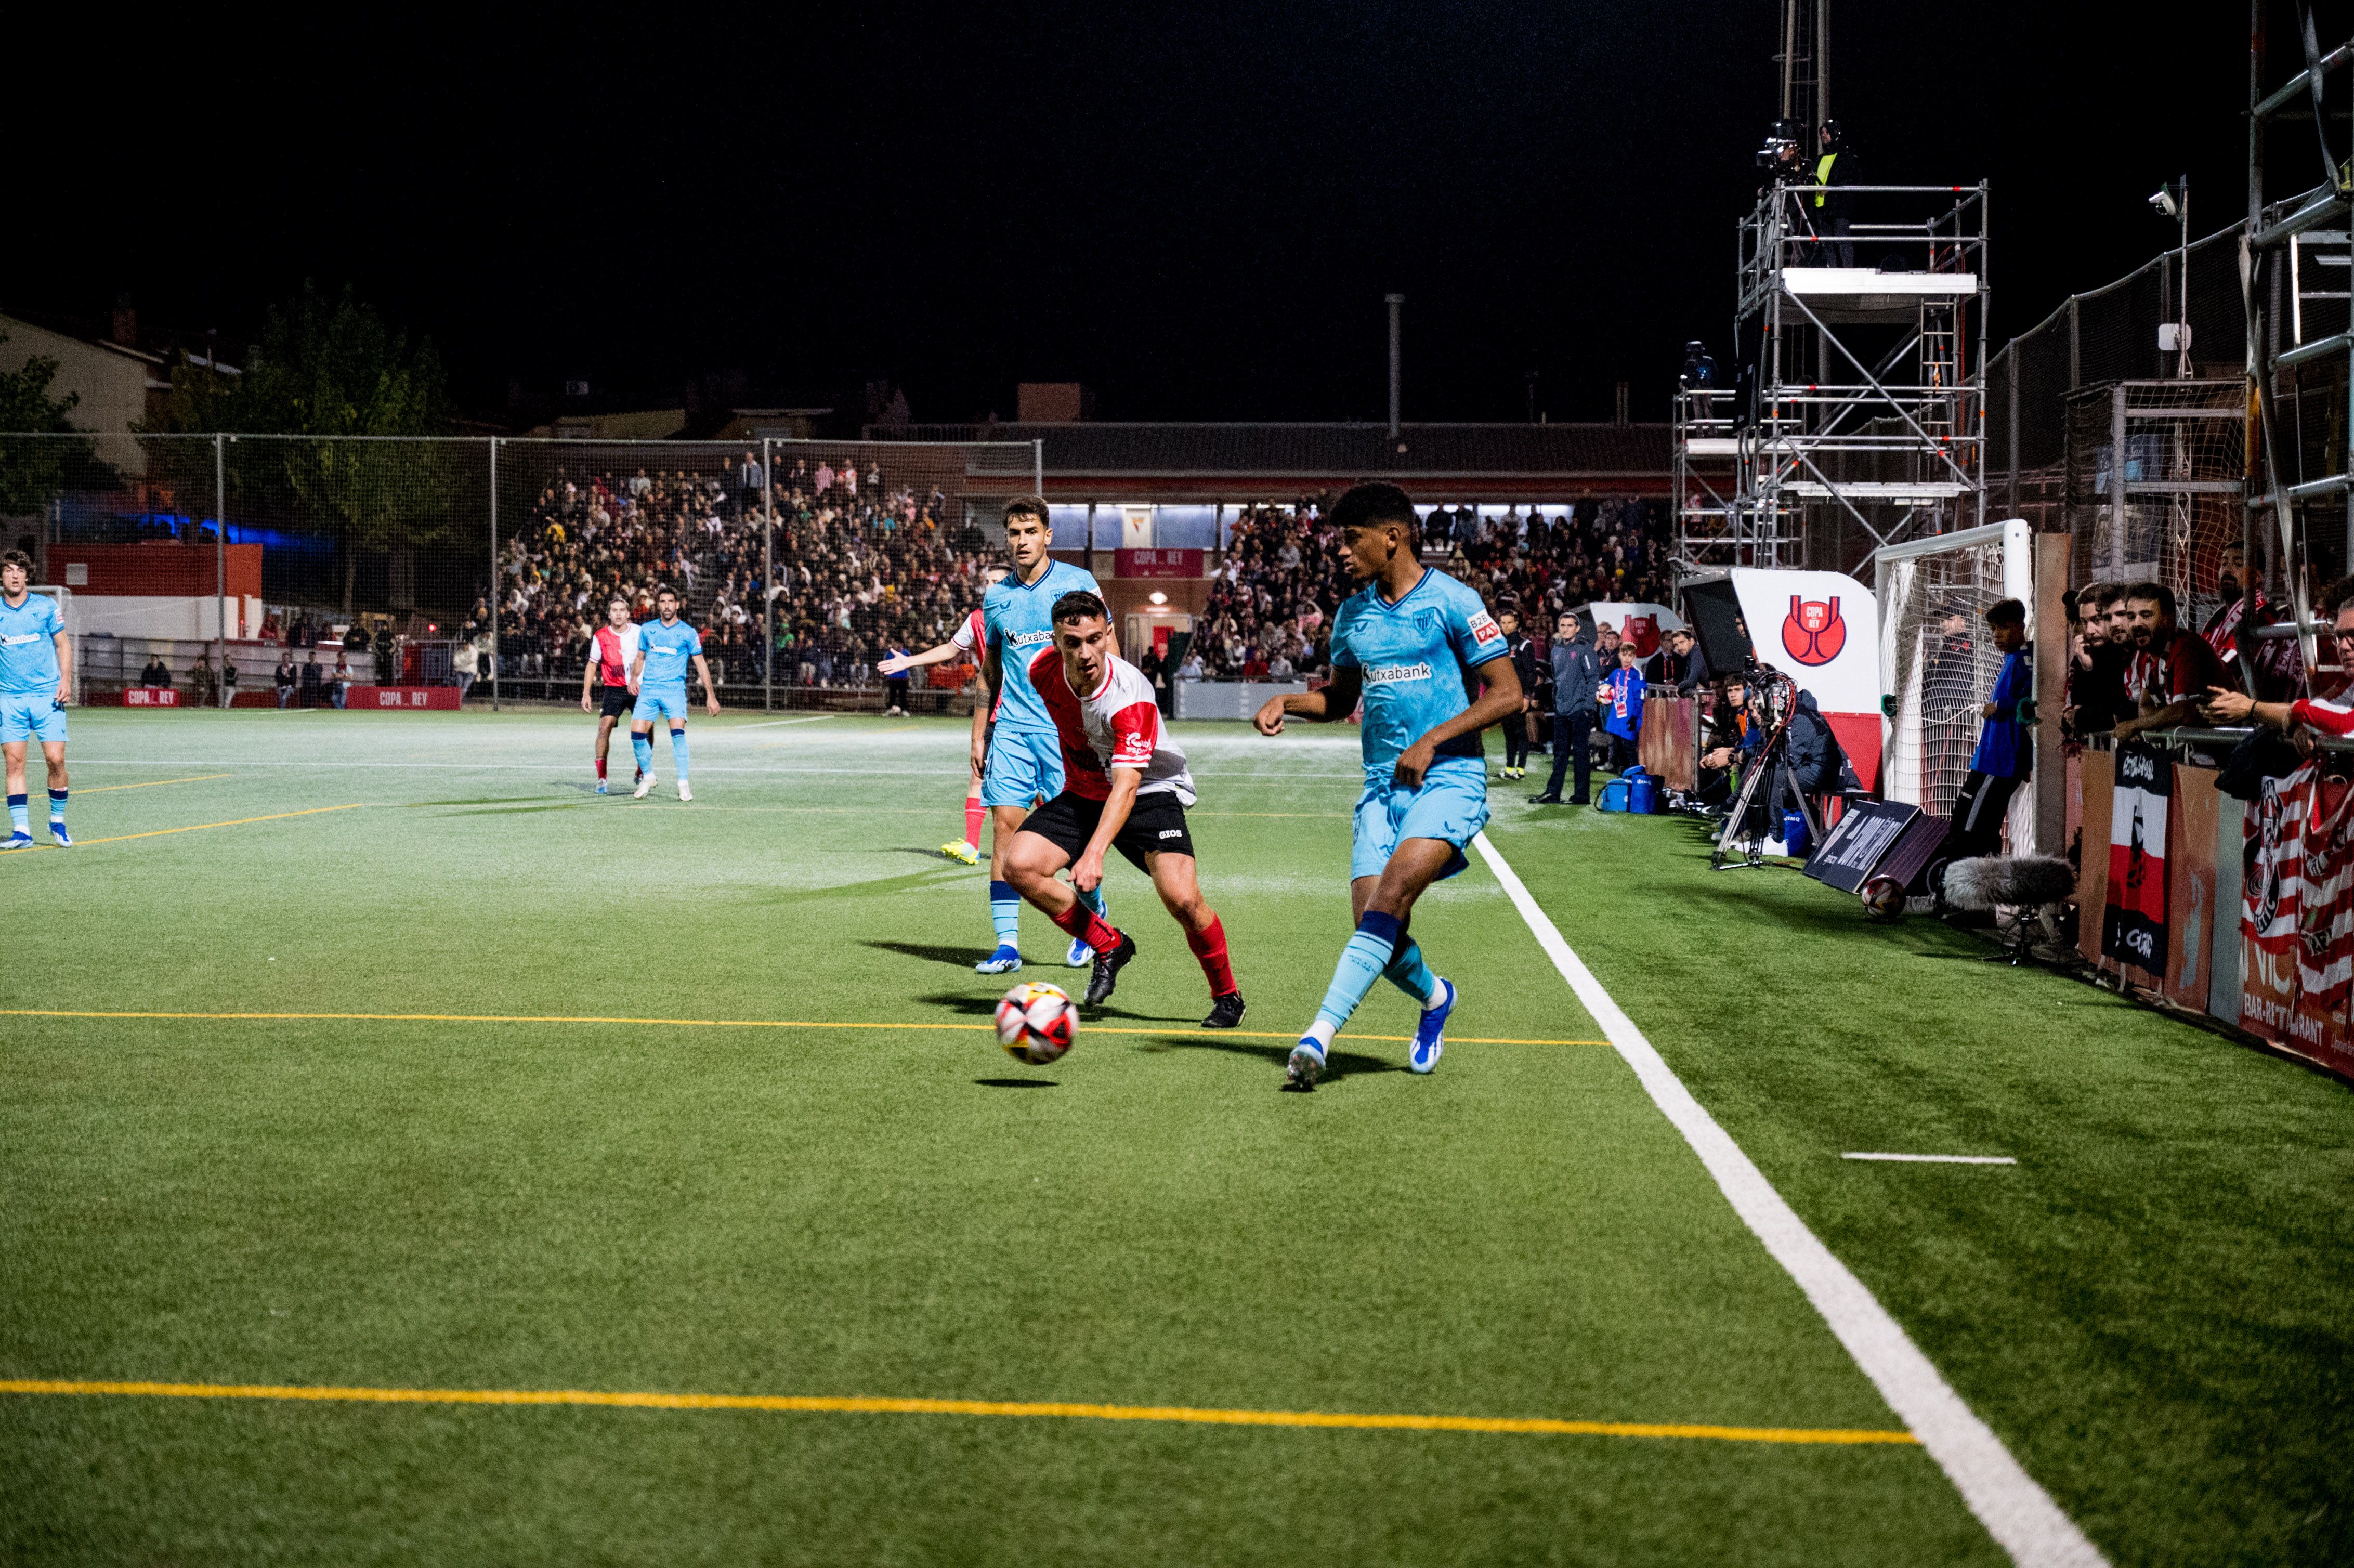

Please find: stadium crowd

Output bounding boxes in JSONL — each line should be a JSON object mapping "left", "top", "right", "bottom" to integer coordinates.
{"left": 480, "top": 454, "right": 995, "bottom": 689}
{"left": 1190, "top": 496, "right": 1673, "bottom": 680}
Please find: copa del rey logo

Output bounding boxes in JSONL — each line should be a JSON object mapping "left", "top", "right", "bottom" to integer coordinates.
{"left": 1780, "top": 595, "right": 1846, "bottom": 667}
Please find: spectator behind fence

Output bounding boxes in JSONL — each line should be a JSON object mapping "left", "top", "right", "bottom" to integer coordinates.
{"left": 188, "top": 653, "right": 215, "bottom": 707}
{"left": 2204, "top": 574, "right": 2354, "bottom": 740}
{"left": 274, "top": 655, "right": 297, "bottom": 708}
{"left": 1531, "top": 610, "right": 1600, "bottom": 805}
{"left": 2064, "top": 583, "right": 2129, "bottom": 738}
{"left": 299, "top": 650, "right": 323, "bottom": 708}
{"left": 220, "top": 652, "right": 238, "bottom": 709}
{"left": 139, "top": 655, "right": 171, "bottom": 688}
{"left": 330, "top": 654, "right": 354, "bottom": 710}
{"left": 2112, "top": 581, "right": 2227, "bottom": 743}
{"left": 453, "top": 638, "right": 478, "bottom": 702}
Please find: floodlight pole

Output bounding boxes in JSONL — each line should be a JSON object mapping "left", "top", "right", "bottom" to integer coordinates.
{"left": 1386, "top": 293, "right": 1404, "bottom": 441}
{"left": 489, "top": 438, "right": 500, "bottom": 712}
{"left": 762, "top": 436, "right": 774, "bottom": 712}
{"left": 214, "top": 433, "right": 227, "bottom": 705}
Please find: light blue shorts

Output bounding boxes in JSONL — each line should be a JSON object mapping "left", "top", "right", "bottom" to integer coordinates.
{"left": 1350, "top": 755, "right": 1489, "bottom": 883}
{"left": 982, "top": 728, "right": 1064, "bottom": 810}
{"left": 0, "top": 692, "right": 66, "bottom": 744}
{"left": 632, "top": 686, "right": 690, "bottom": 727}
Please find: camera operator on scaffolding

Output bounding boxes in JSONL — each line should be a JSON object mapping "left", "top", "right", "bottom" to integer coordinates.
{"left": 1812, "top": 121, "right": 1855, "bottom": 267}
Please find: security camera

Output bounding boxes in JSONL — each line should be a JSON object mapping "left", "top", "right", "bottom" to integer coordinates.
{"left": 2148, "top": 186, "right": 2180, "bottom": 219}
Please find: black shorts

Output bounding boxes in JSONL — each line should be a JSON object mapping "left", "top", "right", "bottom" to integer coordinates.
{"left": 1020, "top": 789, "right": 1196, "bottom": 871}
{"left": 597, "top": 685, "right": 634, "bottom": 718}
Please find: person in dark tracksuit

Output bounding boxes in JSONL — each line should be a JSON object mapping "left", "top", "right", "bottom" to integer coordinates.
{"left": 1531, "top": 610, "right": 1600, "bottom": 805}
{"left": 1495, "top": 610, "right": 1541, "bottom": 780}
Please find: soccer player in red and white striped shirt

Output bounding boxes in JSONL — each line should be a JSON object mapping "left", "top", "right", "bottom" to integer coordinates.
{"left": 879, "top": 570, "right": 1007, "bottom": 863}
{"left": 578, "top": 596, "right": 642, "bottom": 794}
{"left": 1000, "top": 589, "right": 1244, "bottom": 1026}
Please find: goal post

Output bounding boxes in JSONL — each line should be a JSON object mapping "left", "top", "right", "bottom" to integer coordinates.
{"left": 1873, "top": 518, "right": 2034, "bottom": 852}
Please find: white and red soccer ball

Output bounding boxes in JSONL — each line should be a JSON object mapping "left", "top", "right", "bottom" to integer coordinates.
{"left": 996, "top": 982, "right": 1077, "bottom": 1065}
{"left": 1859, "top": 875, "right": 1907, "bottom": 922}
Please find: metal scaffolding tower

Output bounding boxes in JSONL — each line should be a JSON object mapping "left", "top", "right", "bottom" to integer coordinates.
{"left": 1725, "top": 180, "right": 1991, "bottom": 572}
{"left": 2245, "top": 3, "right": 2353, "bottom": 676}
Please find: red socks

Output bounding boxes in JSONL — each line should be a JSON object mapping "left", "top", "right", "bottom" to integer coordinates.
{"left": 1049, "top": 899, "right": 1122, "bottom": 956}
{"left": 964, "top": 796, "right": 985, "bottom": 850}
{"left": 595, "top": 755, "right": 608, "bottom": 780}
{"left": 1187, "top": 916, "right": 1236, "bottom": 997}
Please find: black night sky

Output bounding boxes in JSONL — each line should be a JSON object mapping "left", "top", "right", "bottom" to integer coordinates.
{"left": 20, "top": 4, "right": 2261, "bottom": 426}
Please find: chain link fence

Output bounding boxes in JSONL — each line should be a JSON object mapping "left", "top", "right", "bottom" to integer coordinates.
{"left": 0, "top": 433, "right": 1037, "bottom": 711}
{"left": 1987, "top": 224, "right": 2251, "bottom": 603}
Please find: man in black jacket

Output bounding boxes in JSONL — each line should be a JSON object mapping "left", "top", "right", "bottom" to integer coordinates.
{"left": 1532, "top": 610, "right": 1601, "bottom": 805}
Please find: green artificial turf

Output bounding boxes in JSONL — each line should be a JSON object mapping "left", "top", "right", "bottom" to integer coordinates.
{"left": 0, "top": 708, "right": 2347, "bottom": 1563}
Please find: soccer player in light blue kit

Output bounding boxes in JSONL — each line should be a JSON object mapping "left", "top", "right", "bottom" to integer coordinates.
{"left": 972, "top": 496, "right": 1112, "bottom": 973}
{"left": 625, "top": 586, "right": 721, "bottom": 801}
{"left": 0, "top": 550, "right": 74, "bottom": 850}
{"left": 1253, "top": 485, "right": 1523, "bottom": 1088}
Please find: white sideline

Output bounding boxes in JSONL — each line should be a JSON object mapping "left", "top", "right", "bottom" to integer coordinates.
{"left": 1470, "top": 831, "right": 2104, "bottom": 1568}
{"left": 1845, "top": 1153, "right": 2018, "bottom": 1166}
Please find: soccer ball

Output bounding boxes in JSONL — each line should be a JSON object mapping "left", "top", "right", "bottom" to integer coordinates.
{"left": 1859, "top": 875, "right": 1907, "bottom": 922}
{"left": 996, "top": 982, "right": 1077, "bottom": 1066}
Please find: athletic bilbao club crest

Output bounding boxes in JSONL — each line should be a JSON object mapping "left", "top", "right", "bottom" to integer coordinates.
{"left": 1781, "top": 595, "right": 1846, "bottom": 665}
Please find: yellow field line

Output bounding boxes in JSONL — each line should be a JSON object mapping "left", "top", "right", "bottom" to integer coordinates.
{"left": 71, "top": 773, "right": 234, "bottom": 794}
{"left": 0, "top": 1007, "right": 1604, "bottom": 1047}
{"left": 0, "top": 1379, "right": 1915, "bottom": 1447}
{"left": 2, "top": 805, "right": 361, "bottom": 852}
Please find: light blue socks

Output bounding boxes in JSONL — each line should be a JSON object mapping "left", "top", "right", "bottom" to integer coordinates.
{"left": 631, "top": 731, "right": 654, "bottom": 776}
{"left": 1384, "top": 936, "right": 1438, "bottom": 1008}
{"left": 669, "top": 726, "right": 688, "bottom": 782}
{"left": 989, "top": 879, "right": 1022, "bottom": 949}
{"left": 1312, "top": 910, "right": 1403, "bottom": 1037}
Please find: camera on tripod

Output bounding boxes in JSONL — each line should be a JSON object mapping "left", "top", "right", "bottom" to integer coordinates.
{"left": 1755, "top": 118, "right": 1802, "bottom": 171}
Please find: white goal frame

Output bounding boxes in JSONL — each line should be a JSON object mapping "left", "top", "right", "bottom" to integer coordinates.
{"left": 1873, "top": 519, "right": 2034, "bottom": 854}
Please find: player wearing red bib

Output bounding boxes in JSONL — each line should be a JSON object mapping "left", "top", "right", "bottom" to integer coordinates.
{"left": 579, "top": 596, "right": 642, "bottom": 794}
{"left": 878, "top": 568, "right": 1008, "bottom": 864}
{"left": 1000, "top": 590, "right": 1244, "bottom": 1025}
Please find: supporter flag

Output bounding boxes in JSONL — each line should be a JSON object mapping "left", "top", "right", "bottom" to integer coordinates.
{"left": 2242, "top": 760, "right": 2354, "bottom": 1064}
{"left": 2102, "top": 743, "right": 2170, "bottom": 975}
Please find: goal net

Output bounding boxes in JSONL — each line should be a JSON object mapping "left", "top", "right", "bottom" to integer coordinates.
{"left": 1874, "top": 518, "right": 2033, "bottom": 851}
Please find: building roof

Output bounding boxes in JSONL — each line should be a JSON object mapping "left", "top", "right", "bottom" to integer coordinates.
{"left": 889, "top": 421, "right": 1671, "bottom": 500}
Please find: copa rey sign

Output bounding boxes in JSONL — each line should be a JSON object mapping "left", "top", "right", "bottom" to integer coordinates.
{"left": 1724, "top": 568, "right": 1883, "bottom": 789}
{"left": 347, "top": 685, "right": 462, "bottom": 711}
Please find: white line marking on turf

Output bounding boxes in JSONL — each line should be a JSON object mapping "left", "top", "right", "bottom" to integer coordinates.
{"left": 1470, "top": 831, "right": 2104, "bottom": 1568}
{"left": 1843, "top": 1153, "right": 2018, "bottom": 1166}
{"left": 722, "top": 716, "right": 838, "bottom": 730}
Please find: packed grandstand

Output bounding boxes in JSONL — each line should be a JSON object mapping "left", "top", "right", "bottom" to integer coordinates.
{"left": 482, "top": 467, "right": 1672, "bottom": 691}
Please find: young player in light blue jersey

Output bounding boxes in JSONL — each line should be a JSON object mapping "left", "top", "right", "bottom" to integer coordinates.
{"left": 1253, "top": 485, "right": 1522, "bottom": 1087}
{"left": 626, "top": 586, "right": 721, "bottom": 801}
{"left": 971, "top": 496, "right": 1112, "bottom": 973}
{"left": 0, "top": 551, "right": 74, "bottom": 850}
